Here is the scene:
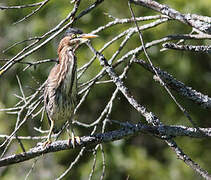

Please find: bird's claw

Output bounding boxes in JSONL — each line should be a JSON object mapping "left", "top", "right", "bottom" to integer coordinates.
{"left": 68, "top": 136, "right": 80, "bottom": 148}
{"left": 43, "top": 139, "right": 52, "bottom": 148}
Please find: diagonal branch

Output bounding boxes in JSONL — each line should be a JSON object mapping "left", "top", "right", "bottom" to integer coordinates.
{"left": 134, "top": 59, "right": 211, "bottom": 109}
{"left": 13, "top": 0, "right": 50, "bottom": 25}
{"left": 130, "top": 0, "right": 211, "bottom": 34}
{"left": 86, "top": 43, "right": 211, "bottom": 179}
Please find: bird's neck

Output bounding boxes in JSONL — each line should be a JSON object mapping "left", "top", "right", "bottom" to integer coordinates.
{"left": 58, "top": 47, "right": 75, "bottom": 64}
{"left": 58, "top": 47, "right": 77, "bottom": 96}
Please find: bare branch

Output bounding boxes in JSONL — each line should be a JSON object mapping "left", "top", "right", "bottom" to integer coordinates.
{"left": 0, "top": 122, "right": 211, "bottom": 167}
{"left": 0, "top": 2, "right": 45, "bottom": 10}
{"left": 165, "top": 140, "right": 211, "bottom": 180}
{"left": 13, "top": 0, "right": 50, "bottom": 25}
{"left": 162, "top": 43, "right": 211, "bottom": 54}
{"left": 130, "top": 0, "right": 211, "bottom": 34}
{"left": 56, "top": 148, "right": 86, "bottom": 180}
{"left": 134, "top": 59, "right": 211, "bottom": 109}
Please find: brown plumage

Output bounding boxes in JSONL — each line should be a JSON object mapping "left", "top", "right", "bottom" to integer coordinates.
{"left": 44, "top": 28, "right": 98, "bottom": 146}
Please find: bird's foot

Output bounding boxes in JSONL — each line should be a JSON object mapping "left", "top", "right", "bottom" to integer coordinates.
{"left": 68, "top": 136, "right": 80, "bottom": 148}
{"left": 42, "top": 139, "right": 52, "bottom": 148}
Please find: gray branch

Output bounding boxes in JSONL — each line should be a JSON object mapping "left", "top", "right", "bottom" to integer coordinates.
{"left": 86, "top": 43, "right": 211, "bottom": 179}
{"left": 162, "top": 43, "right": 211, "bottom": 54}
{"left": 130, "top": 0, "right": 211, "bottom": 34}
{"left": 0, "top": 122, "right": 211, "bottom": 167}
{"left": 134, "top": 59, "right": 211, "bottom": 109}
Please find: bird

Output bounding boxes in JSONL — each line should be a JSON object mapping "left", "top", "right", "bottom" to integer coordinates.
{"left": 44, "top": 27, "right": 98, "bottom": 147}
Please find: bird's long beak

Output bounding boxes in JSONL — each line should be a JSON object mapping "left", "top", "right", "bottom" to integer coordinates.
{"left": 79, "top": 34, "right": 99, "bottom": 39}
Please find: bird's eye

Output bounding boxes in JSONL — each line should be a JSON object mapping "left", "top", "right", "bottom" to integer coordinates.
{"left": 72, "top": 34, "right": 77, "bottom": 38}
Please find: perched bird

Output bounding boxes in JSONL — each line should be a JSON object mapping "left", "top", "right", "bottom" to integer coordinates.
{"left": 44, "top": 28, "right": 98, "bottom": 147}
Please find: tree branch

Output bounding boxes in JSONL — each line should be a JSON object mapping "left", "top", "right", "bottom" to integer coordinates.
{"left": 1, "top": 122, "right": 211, "bottom": 167}
{"left": 162, "top": 43, "right": 211, "bottom": 54}
{"left": 130, "top": 0, "right": 211, "bottom": 34}
{"left": 134, "top": 59, "right": 211, "bottom": 109}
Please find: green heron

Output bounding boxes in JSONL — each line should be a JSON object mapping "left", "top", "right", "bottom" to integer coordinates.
{"left": 44, "top": 28, "right": 98, "bottom": 147}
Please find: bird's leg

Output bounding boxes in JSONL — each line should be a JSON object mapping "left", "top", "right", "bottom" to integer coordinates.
{"left": 67, "top": 117, "right": 80, "bottom": 148}
{"left": 43, "top": 119, "right": 54, "bottom": 147}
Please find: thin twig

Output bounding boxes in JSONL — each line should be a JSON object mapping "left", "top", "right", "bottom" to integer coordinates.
{"left": 13, "top": 0, "right": 50, "bottom": 25}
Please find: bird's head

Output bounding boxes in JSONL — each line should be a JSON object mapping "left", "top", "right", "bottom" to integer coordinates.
{"left": 58, "top": 28, "right": 98, "bottom": 54}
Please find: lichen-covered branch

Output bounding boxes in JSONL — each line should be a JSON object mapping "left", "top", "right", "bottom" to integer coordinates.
{"left": 0, "top": 122, "right": 210, "bottom": 167}
{"left": 162, "top": 43, "right": 211, "bottom": 54}
{"left": 130, "top": 0, "right": 211, "bottom": 34}
{"left": 134, "top": 59, "right": 211, "bottom": 109}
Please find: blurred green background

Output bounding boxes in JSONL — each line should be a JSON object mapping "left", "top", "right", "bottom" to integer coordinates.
{"left": 0, "top": 0, "right": 211, "bottom": 179}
